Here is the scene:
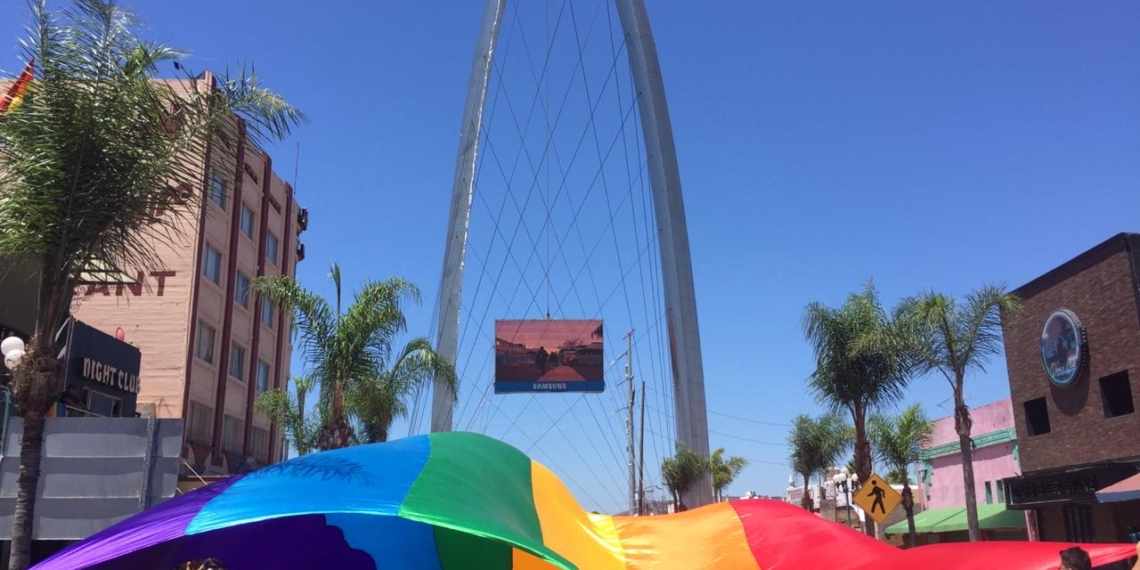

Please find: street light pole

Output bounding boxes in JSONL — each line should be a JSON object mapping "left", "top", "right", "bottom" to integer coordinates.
{"left": 833, "top": 467, "right": 858, "bottom": 528}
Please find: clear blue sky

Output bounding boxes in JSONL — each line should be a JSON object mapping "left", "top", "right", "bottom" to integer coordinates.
{"left": 3, "top": 1, "right": 1139, "bottom": 510}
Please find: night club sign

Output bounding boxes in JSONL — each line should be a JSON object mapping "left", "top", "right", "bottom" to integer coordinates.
{"left": 1039, "top": 309, "right": 1084, "bottom": 388}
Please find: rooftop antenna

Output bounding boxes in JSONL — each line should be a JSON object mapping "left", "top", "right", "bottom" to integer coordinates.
{"left": 292, "top": 142, "right": 300, "bottom": 194}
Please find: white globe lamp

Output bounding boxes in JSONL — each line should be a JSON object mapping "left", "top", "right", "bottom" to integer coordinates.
{"left": 1, "top": 336, "right": 25, "bottom": 358}
{"left": 5, "top": 349, "right": 26, "bottom": 370}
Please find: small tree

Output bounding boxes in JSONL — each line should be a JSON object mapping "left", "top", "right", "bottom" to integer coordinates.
{"left": 788, "top": 413, "right": 851, "bottom": 511}
{"left": 347, "top": 337, "right": 455, "bottom": 444}
{"left": 897, "top": 285, "right": 1019, "bottom": 541}
{"left": 254, "top": 374, "right": 321, "bottom": 457}
{"left": 708, "top": 448, "right": 748, "bottom": 502}
{"left": 661, "top": 445, "right": 707, "bottom": 512}
{"left": 870, "top": 404, "right": 933, "bottom": 547}
{"left": 253, "top": 263, "right": 455, "bottom": 450}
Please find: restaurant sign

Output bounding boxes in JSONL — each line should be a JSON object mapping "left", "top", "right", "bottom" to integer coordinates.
{"left": 1039, "top": 309, "right": 1084, "bottom": 388}
{"left": 1007, "top": 465, "right": 1138, "bottom": 508}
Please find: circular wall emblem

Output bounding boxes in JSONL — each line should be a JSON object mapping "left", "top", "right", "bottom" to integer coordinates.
{"left": 1039, "top": 309, "right": 1084, "bottom": 388}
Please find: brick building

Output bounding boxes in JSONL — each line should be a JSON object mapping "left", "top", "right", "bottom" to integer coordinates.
{"left": 1001, "top": 233, "right": 1140, "bottom": 543}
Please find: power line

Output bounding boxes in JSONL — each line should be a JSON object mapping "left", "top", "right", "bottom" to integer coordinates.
{"left": 709, "top": 410, "right": 791, "bottom": 428}
{"left": 708, "top": 429, "right": 789, "bottom": 448}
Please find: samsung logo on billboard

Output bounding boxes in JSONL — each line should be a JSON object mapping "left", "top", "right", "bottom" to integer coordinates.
{"left": 81, "top": 357, "right": 140, "bottom": 394}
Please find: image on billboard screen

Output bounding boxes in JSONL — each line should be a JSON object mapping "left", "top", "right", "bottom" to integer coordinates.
{"left": 494, "top": 319, "right": 604, "bottom": 393}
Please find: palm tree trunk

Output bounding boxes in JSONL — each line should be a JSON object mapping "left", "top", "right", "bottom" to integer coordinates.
{"left": 902, "top": 480, "right": 917, "bottom": 548}
{"left": 853, "top": 407, "right": 875, "bottom": 537}
{"left": 9, "top": 330, "right": 62, "bottom": 570}
{"left": 802, "top": 473, "right": 813, "bottom": 511}
{"left": 955, "top": 395, "right": 980, "bottom": 541}
{"left": 9, "top": 411, "right": 46, "bottom": 570}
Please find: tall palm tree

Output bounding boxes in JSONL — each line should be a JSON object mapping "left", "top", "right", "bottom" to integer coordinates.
{"left": 254, "top": 374, "right": 320, "bottom": 457}
{"left": 803, "top": 283, "right": 910, "bottom": 536}
{"left": 788, "top": 413, "right": 851, "bottom": 511}
{"left": 896, "top": 285, "right": 1019, "bottom": 541}
{"left": 252, "top": 264, "right": 455, "bottom": 450}
{"left": 870, "top": 404, "right": 934, "bottom": 547}
{"left": 0, "top": 2, "right": 301, "bottom": 567}
{"left": 708, "top": 448, "right": 749, "bottom": 502}
{"left": 661, "top": 445, "right": 707, "bottom": 512}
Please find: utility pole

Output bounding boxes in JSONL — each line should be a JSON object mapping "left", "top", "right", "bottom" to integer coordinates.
{"left": 625, "top": 330, "right": 636, "bottom": 516}
{"left": 638, "top": 379, "right": 646, "bottom": 516}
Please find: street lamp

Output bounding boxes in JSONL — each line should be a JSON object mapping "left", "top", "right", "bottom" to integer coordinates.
{"left": 833, "top": 467, "right": 859, "bottom": 527}
{"left": 2, "top": 336, "right": 26, "bottom": 371}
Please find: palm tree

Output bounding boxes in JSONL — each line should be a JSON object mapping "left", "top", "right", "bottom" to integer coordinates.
{"left": 708, "top": 448, "right": 749, "bottom": 502}
{"left": 896, "top": 285, "right": 1019, "bottom": 541}
{"left": 803, "top": 283, "right": 910, "bottom": 535}
{"left": 0, "top": 2, "right": 301, "bottom": 567}
{"left": 254, "top": 374, "right": 320, "bottom": 457}
{"left": 661, "top": 445, "right": 707, "bottom": 512}
{"left": 252, "top": 263, "right": 455, "bottom": 450}
{"left": 347, "top": 337, "right": 455, "bottom": 444}
{"left": 870, "top": 404, "right": 934, "bottom": 547}
{"left": 788, "top": 413, "right": 851, "bottom": 511}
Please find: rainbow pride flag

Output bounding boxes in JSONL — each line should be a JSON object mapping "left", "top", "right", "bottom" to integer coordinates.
{"left": 34, "top": 432, "right": 1138, "bottom": 569}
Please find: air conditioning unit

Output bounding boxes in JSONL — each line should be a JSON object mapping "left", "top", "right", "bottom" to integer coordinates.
{"left": 296, "top": 242, "right": 306, "bottom": 262}
{"left": 297, "top": 208, "right": 309, "bottom": 232}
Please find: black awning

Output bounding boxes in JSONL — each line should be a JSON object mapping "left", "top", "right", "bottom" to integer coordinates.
{"left": 1005, "top": 461, "right": 1140, "bottom": 509}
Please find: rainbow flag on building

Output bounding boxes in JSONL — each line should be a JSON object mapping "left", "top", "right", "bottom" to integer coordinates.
{"left": 0, "top": 59, "right": 34, "bottom": 118}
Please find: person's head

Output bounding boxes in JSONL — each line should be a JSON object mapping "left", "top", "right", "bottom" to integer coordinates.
{"left": 1060, "top": 546, "right": 1092, "bottom": 570}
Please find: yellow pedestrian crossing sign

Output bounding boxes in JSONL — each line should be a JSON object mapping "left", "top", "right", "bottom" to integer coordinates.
{"left": 852, "top": 473, "right": 902, "bottom": 525}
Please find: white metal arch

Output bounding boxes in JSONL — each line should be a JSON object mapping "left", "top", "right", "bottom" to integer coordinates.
{"left": 431, "top": 0, "right": 712, "bottom": 508}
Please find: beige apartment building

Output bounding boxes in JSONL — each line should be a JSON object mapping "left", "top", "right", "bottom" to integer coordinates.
{"left": 71, "top": 85, "right": 308, "bottom": 475}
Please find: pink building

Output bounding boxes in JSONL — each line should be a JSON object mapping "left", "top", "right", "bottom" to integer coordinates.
{"left": 920, "top": 398, "right": 1019, "bottom": 510}
{"left": 70, "top": 73, "right": 308, "bottom": 477}
{"left": 899, "top": 398, "right": 1028, "bottom": 542}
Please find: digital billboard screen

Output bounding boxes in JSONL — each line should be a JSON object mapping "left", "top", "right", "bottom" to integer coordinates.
{"left": 494, "top": 319, "right": 604, "bottom": 393}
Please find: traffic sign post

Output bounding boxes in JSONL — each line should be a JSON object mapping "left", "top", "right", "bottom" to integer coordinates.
{"left": 852, "top": 473, "right": 902, "bottom": 525}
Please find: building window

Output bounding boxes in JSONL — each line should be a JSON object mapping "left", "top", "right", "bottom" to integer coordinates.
{"left": 261, "top": 300, "right": 274, "bottom": 328}
{"left": 240, "top": 203, "right": 255, "bottom": 237}
{"left": 209, "top": 170, "right": 227, "bottom": 209}
{"left": 83, "top": 389, "right": 123, "bottom": 417}
{"left": 188, "top": 402, "right": 213, "bottom": 443}
{"left": 203, "top": 244, "right": 222, "bottom": 285}
{"left": 266, "top": 233, "right": 279, "bottom": 266}
{"left": 1063, "top": 504, "right": 1095, "bottom": 543}
{"left": 984, "top": 481, "right": 993, "bottom": 504}
{"left": 229, "top": 343, "right": 246, "bottom": 381}
{"left": 257, "top": 360, "right": 270, "bottom": 393}
{"left": 997, "top": 480, "right": 1005, "bottom": 504}
{"left": 196, "top": 321, "right": 216, "bottom": 364}
{"left": 252, "top": 427, "right": 270, "bottom": 463}
{"left": 1024, "top": 397, "right": 1051, "bottom": 436}
{"left": 1100, "top": 371, "right": 1135, "bottom": 418}
{"left": 235, "top": 272, "right": 251, "bottom": 309}
{"left": 223, "top": 415, "right": 243, "bottom": 452}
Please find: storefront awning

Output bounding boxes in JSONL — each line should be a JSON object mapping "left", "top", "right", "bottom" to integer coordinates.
{"left": 884, "top": 504, "right": 1026, "bottom": 535}
{"left": 1096, "top": 472, "right": 1140, "bottom": 503}
{"left": 884, "top": 506, "right": 962, "bottom": 535}
{"left": 930, "top": 504, "right": 1026, "bottom": 533}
